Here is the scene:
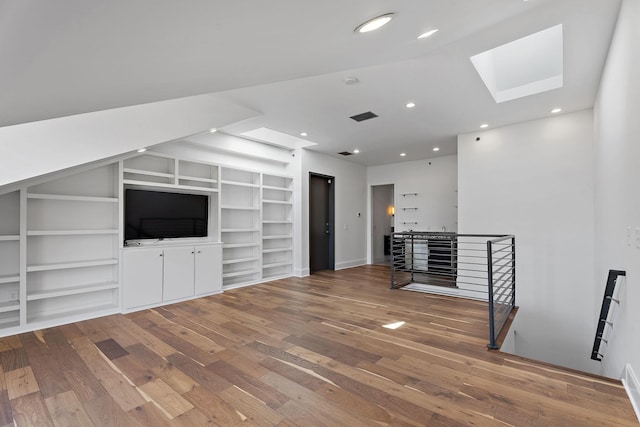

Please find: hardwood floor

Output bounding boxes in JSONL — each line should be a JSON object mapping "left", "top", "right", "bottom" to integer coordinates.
{"left": 0, "top": 265, "right": 637, "bottom": 426}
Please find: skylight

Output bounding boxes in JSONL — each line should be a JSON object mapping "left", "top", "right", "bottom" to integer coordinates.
{"left": 471, "top": 24, "right": 563, "bottom": 103}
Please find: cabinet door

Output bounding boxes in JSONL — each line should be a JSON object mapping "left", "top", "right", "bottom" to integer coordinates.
{"left": 123, "top": 249, "right": 163, "bottom": 309}
{"left": 195, "top": 244, "right": 222, "bottom": 295}
{"left": 163, "top": 246, "right": 195, "bottom": 301}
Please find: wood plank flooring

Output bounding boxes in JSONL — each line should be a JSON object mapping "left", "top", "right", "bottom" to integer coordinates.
{"left": 0, "top": 265, "right": 637, "bottom": 426}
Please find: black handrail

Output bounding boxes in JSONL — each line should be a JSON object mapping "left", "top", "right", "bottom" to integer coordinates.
{"left": 591, "top": 269, "right": 626, "bottom": 361}
{"left": 487, "top": 235, "right": 516, "bottom": 349}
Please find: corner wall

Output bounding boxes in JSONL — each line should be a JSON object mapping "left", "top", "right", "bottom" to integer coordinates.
{"left": 458, "top": 110, "right": 599, "bottom": 373}
{"left": 594, "top": 0, "right": 640, "bottom": 385}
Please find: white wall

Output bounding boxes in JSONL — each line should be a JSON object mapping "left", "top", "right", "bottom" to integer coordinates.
{"left": 300, "top": 150, "right": 367, "bottom": 274}
{"left": 594, "top": 0, "right": 640, "bottom": 382}
{"left": 367, "top": 156, "right": 458, "bottom": 263}
{"left": 458, "top": 110, "right": 600, "bottom": 373}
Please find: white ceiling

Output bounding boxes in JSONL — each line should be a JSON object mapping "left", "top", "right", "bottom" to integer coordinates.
{"left": 0, "top": 0, "right": 621, "bottom": 166}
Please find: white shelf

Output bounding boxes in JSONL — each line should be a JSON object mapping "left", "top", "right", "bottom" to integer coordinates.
{"left": 220, "top": 180, "right": 259, "bottom": 188}
{"left": 263, "top": 235, "right": 292, "bottom": 240}
{"left": 222, "top": 269, "right": 260, "bottom": 278}
{"left": 27, "top": 229, "right": 118, "bottom": 236}
{"left": 123, "top": 180, "right": 218, "bottom": 193}
{"left": 0, "top": 301, "right": 20, "bottom": 314}
{"left": 223, "top": 243, "right": 260, "bottom": 249}
{"left": 179, "top": 175, "right": 217, "bottom": 184}
{"left": 222, "top": 257, "right": 259, "bottom": 265}
{"left": 0, "top": 274, "right": 20, "bottom": 284}
{"left": 263, "top": 262, "right": 292, "bottom": 269}
{"left": 262, "top": 248, "right": 292, "bottom": 254}
{"left": 27, "top": 281, "right": 119, "bottom": 301}
{"left": 262, "top": 200, "right": 292, "bottom": 205}
{"left": 27, "top": 259, "right": 118, "bottom": 273}
{"left": 221, "top": 228, "right": 260, "bottom": 233}
{"left": 262, "top": 220, "right": 292, "bottom": 224}
{"left": 220, "top": 206, "right": 260, "bottom": 211}
{"left": 123, "top": 168, "right": 174, "bottom": 179}
{"left": 0, "top": 235, "right": 19, "bottom": 241}
{"left": 0, "top": 316, "right": 19, "bottom": 327}
{"left": 262, "top": 185, "right": 292, "bottom": 191}
{"left": 27, "top": 303, "right": 119, "bottom": 325}
{"left": 27, "top": 193, "right": 118, "bottom": 203}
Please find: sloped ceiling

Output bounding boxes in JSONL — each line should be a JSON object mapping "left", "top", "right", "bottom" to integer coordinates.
{"left": 0, "top": 0, "right": 622, "bottom": 169}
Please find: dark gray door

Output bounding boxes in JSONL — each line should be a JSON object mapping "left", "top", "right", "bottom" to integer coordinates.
{"left": 309, "top": 173, "right": 334, "bottom": 273}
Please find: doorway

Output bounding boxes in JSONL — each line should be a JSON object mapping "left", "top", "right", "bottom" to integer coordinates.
{"left": 371, "top": 184, "right": 394, "bottom": 265}
{"left": 309, "top": 173, "right": 335, "bottom": 273}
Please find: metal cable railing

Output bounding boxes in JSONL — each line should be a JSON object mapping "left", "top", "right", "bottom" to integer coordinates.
{"left": 391, "top": 232, "right": 516, "bottom": 348}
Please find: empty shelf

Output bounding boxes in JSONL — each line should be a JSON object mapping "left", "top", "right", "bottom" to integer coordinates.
{"left": 27, "top": 259, "right": 118, "bottom": 272}
{"left": 27, "top": 282, "right": 119, "bottom": 301}
{"left": 27, "top": 193, "right": 118, "bottom": 203}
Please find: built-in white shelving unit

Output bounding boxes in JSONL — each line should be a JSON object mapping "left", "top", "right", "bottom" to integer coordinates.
{"left": 220, "top": 167, "right": 261, "bottom": 287}
{"left": 261, "top": 174, "right": 293, "bottom": 280}
{"left": 0, "top": 148, "right": 295, "bottom": 336}
{"left": 25, "top": 164, "right": 121, "bottom": 326}
{"left": 123, "top": 153, "right": 219, "bottom": 193}
{"left": 0, "top": 190, "right": 20, "bottom": 329}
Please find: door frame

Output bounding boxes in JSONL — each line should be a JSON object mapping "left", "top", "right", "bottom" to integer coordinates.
{"left": 309, "top": 172, "right": 335, "bottom": 272}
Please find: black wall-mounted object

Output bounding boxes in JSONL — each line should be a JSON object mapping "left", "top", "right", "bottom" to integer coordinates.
{"left": 124, "top": 189, "right": 208, "bottom": 241}
{"left": 591, "top": 269, "right": 626, "bottom": 361}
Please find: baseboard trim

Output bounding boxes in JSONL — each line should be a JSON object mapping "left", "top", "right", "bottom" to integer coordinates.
{"left": 622, "top": 363, "right": 640, "bottom": 423}
{"left": 335, "top": 259, "right": 367, "bottom": 271}
{"left": 294, "top": 268, "right": 309, "bottom": 277}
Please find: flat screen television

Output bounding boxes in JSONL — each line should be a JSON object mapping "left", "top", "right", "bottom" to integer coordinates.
{"left": 125, "top": 189, "right": 208, "bottom": 241}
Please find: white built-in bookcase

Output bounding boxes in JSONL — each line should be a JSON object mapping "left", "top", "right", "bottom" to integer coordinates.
{"left": 25, "top": 164, "right": 120, "bottom": 326}
{"left": 261, "top": 174, "right": 293, "bottom": 280}
{"left": 0, "top": 150, "right": 294, "bottom": 336}
{"left": 0, "top": 191, "right": 20, "bottom": 329}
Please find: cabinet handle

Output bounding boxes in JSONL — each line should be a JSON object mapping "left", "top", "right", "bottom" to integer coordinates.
{"left": 197, "top": 251, "right": 201, "bottom": 254}
{"left": 191, "top": 251, "right": 195, "bottom": 254}
{"left": 160, "top": 254, "right": 163, "bottom": 257}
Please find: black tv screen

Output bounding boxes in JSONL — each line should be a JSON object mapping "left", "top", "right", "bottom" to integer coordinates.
{"left": 125, "top": 189, "right": 208, "bottom": 241}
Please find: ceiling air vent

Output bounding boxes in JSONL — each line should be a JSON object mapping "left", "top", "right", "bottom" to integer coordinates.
{"left": 350, "top": 111, "right": 378, "bottom": 122}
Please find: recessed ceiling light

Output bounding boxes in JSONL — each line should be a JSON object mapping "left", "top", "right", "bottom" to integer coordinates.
{"left": 137, "top": 148, "right": 147, "bottom": 153}
{"left": 405, "top": 102, "right": 416, "bottom": 108}
{"left": 209, "top": 128, "right": 217, "bottom": 133}
{"left": 353, "top": 149, "right": 360, "bottom": 154}
{"left": 417, "top": 29, "right": 439, "bottom": 39}
{"left": 400, "top": 153, "right": 407, "bottom": 157}
{"left": 480, "top": 124, "right": 489, "bottom": 128}
{"left": 551, "top": 108, "right": 562, "bottom": 113}
{"left": 355, "top": 13, "right": 394, "bottom": 33}
{"left": 433, "top": 147, "right": 440, "bottom": 152}
{"left": 300, "top": 132, "right": 308, "bottom": 137}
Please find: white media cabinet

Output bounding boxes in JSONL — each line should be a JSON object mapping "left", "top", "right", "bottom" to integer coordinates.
{"left": 0, "top": 150, "right": 294, "bottom": 337}
{"left": 122, "top": 242, "right": 222, "bottom": 311}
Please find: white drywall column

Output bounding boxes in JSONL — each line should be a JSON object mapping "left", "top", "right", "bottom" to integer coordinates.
{"left": 458, "top": 110, "right": 599, "bottom": 373}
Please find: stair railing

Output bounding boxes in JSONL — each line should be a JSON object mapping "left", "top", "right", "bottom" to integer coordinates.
{"left": 487, "top": 235, "right": 516, "bottom": 349}
{"left": 591, "top": 269, "right": 626, "bottom": 361}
